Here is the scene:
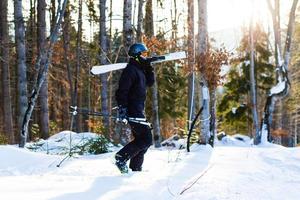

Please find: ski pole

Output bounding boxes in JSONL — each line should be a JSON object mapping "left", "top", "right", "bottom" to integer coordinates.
{"left": 69, "top": 106, "right": 114, "bottom": 118}
{"left": 70, "top": 106, "right": 152, "bottom": 127}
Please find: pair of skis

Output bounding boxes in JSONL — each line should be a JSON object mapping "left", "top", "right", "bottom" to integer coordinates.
{"left": 69, "top": 106, "right": 151, "bottom": 127}
{"left": 91, "top": 51, "right": 186, "bottom": 75}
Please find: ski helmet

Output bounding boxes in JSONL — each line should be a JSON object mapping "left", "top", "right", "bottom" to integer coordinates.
{"left": 128, "top": 43, "right": 148, "bottom": 57}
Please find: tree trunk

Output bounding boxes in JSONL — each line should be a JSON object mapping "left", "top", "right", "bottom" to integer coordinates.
{"left": 171, "top": 0, "right": 178, "bottom": 41}
{"left": 249, "top": 9, "right": 260, "bottom": 142}
{"left": 14, "top": 0, "right": 28, "bottom": 144}
{"left": 198, "top": 0, "right": 210, "bottom": 144}
{"left": 50, "top": 0, "right": 56, "bottom": 32}
{"left": 37, "top": 0, "right": 49, "bottom": 139}
{"left": 136, "top": 0, "right": 144, "bottom": 42}
{"left": 123, "top": 0, "right": 133, "bottom": 53}
{"left": 267, "top": 0, "right": 283, "bottom": 134}
{"left": 26, "top": 0, "right": 37, "bottom": 141}
{"left": 99, "top": 0, "right": 109, "bottom": 134}
{"left": 0, "top": 0, "right": 14, "bottom": 143}
{"left": 209, "top": 88, "right": 217, "bottom": 146}
{"left": 144, "top": 0, "right": 161, "bottom": 147}
{"left": 20, "top": 0, "right": 68, "bottom": 147}
{"left": 144, "top": 0, "right": 154, "bottom": 37}
{"left": 256, "top": 0, "right": 298, "bottom": 144}
{"left": 187, "top": 0, "right": 195, "bottom": 131}
{"left": 26, "top": 0, "right": 36, "bottom": 90}
{"left": 62, "top": 2, "right": 73, "bottom": 130}
{"left": 74, "top": 0, "right": 83, "bottom": 132}
{"left": 267, "top": 0, "right": 282, "bottom": 66}
{"left": 151, "top": 80, "right": 161, "bottom": 147}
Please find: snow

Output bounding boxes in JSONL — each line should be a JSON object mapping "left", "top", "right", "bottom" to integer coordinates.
{"left": 270, "top": 81, "right": 286, "bottom": 95}
{"left": 231, "top": 107, "right": 237, "bottom": 114}
{"left": 244, "top": 60, "right": 250, "bottom": 65}
{"left": 261, "top": 123, "right": 269, "bottom": 144}
{"left": 1, "top": 132, "right": 300, "bottom": 200}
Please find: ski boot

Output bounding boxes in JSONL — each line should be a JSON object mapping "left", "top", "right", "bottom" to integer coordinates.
{"left": 115, "top": 154, "right": 128, "bottom": 174}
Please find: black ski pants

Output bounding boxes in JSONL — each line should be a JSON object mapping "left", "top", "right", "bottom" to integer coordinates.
{"left": 116, "top": 121, "right": 152, "bottom": 171}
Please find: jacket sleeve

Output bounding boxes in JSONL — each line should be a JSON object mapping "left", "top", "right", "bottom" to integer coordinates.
{"left": 115, "top": 66, "right": 135, "bottom": 107}
{"left": 145, "top": 70, "right": 155, "bottom": 87}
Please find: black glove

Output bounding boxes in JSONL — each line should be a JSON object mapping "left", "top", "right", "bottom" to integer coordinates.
{"left": 117, "top": 106, "right": 128, "bottom": 124}
{"left": 144, "top": 63, "right": 154, "bottom": 73}
{"left": 138, "top": 56, "right": 153, "bottom": 73}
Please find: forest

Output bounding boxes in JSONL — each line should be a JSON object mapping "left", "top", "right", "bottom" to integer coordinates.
{"left": 0, "top": 0, "right": 300, "bottom": 148}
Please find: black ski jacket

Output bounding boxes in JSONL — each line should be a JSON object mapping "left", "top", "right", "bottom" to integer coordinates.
{"left": 116, "top": 58, "right": 154, "bottom": 117}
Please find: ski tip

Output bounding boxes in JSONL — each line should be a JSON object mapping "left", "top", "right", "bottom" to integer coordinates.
{"left": 90, "top": 68, "right": 97, "bottom": 75}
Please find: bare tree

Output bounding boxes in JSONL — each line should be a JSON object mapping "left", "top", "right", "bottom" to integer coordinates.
{"left": 144, "top": 0, "right": 153, "bottom": 39}
{"left": 123, "top": 0, "right": 133, "bottom": 52}
{"left": 37, "top": 0, "right": 49, "bottom": 139}
{"left": 136, "top": 0, "right": 145, "bottom": 42}
{"left": 0, "top": 0, "right": 14, "bottom": 143}
{"left": 144, "top": 0, "right": 161, "bottom": 147}
{"left": 99, "top": 0, "right": 110, "bottom": 132}
{"left": 20, "top": 0, "right": 68, "bottom": 147}
{"left": 249, "top": 4, "right": 260, "bottom": 141}
{"left": 255, "top": 0, "right": 299, "bottom": 144}
{"left": 62, "top": 2, "right": 72, "bottom": 130}
{"left": 74, "top": 0, "right": 83, "bottom": 132}
{"left": 198, "top": 0, "right": 210, "bottom": 144}
{"left": 14, "top": 0, "right": 28, "bottom": 143}
{"left": 187, "top": 0, "right": 195, "bottom": 131}
{"left": 50, "top": 0, "right": 56, "bottom": 31}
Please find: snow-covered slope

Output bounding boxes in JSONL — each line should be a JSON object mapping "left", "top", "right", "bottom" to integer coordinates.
{"left": 0, "top": 135, "right": 300, "bottom": 200}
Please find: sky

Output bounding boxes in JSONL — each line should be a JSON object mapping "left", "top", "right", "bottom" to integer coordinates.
{"left": 104, "top": 0, "right": 295, "bottom": 50}
{"left": 7, "top": 0, "right": 296, "bottom": 48}
{"left": 1, "top": 131, "right": 300, "bottom": 200}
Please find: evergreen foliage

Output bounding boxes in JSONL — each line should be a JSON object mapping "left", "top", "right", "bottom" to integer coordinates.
{"left": 218, "top": 24, "right": 275, "bottom": 135}
{"left": 86, "top": 136, "right": 111, "bottom": 154}
{"left": 143, "top": 35, "right": 187, "bottom": 138}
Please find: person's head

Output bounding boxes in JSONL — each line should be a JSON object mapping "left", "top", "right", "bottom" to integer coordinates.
{"left": 128, "top": 43, "right": 148, "bottom": 59}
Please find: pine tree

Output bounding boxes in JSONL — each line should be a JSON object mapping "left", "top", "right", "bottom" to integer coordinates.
{"left": 218, "top": 25, "right": 274, "bottom": 135}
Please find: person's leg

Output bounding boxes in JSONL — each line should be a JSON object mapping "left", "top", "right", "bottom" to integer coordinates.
{"left": 129, "top": 148, "right": 148, "bottom": 171}
{"left": 128, "top": 123, "right": 152, "bottom": 171}
{"left": 115, "top": 121, "right": 152, "bottom": 172}
{"left": 115, "top": 140, "right": 140, "bottom": 162}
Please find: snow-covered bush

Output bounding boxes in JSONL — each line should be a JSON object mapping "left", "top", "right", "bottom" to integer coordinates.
{"left": 25, "top": 131, "right": 114, "bottom": 155}
{"left": 218, "top": 134, "right": 252, "bottom": 146}
{"left": 161, "top": 134, "right": 186, "bottom": 149}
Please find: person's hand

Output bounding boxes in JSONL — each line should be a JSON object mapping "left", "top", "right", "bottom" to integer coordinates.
{"left": 144, "top": 62, "right": 154, "bottom": 73}
{"left": 138, "top": 56, "right": 153, "bottom": 72}
{"left": 117, "top": 106, "right": 128, "bottom": 124}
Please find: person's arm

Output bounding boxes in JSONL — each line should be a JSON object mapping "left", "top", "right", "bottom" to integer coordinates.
{"left": 144, "top": 64, "right": 155, "bottom": 87}
{"left": 115, "top": 66, "right": 135, "bottom": 107}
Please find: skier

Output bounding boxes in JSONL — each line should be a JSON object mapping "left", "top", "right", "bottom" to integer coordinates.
{"left": 115, "top": 43, "right": 154, "bottom": 173}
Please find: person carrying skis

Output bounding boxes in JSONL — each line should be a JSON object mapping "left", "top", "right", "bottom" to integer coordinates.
{"left": 114, "top": 43, "right": 154, "bottom": 173}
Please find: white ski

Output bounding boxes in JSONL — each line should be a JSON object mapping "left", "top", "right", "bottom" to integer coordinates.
{"left": 91, "top": 51, "right": 186, "bottom": 75}
{"left": 152, "top": 51, "right": 186, "bottom": 64}
{"left": 91, "top": 63, "right": 127, "bottom": 75}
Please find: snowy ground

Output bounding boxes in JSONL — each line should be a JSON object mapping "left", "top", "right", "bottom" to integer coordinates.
{"left": 0, "top": 132, "right": 300, "bottom": 200}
